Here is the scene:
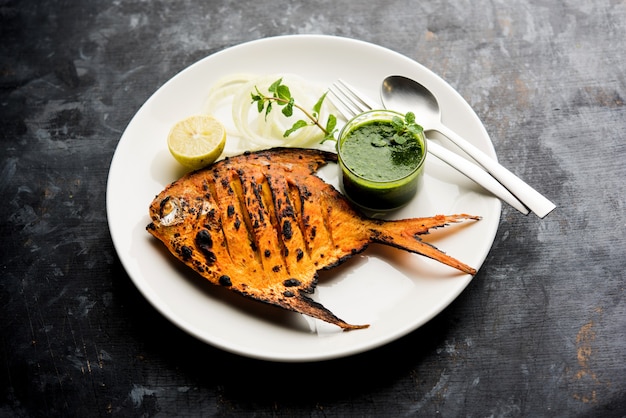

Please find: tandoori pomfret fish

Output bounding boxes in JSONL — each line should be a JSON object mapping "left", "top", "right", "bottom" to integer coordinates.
{"left": 147, "top": 147, "right": 479, "bottom": 330}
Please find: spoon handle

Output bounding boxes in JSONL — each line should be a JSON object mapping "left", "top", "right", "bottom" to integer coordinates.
{"left": 428, "top": 142, "right": 530, "bottom": 215}
{"left": 435, "top": 124, "right": 556, "bottom": 218}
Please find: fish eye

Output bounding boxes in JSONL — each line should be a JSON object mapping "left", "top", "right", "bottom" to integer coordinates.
{"left": 159, "top": 196, "right": 182, "bottom": 226}
{"left": 160, "top": 196, "right": 174, "bottom": 217}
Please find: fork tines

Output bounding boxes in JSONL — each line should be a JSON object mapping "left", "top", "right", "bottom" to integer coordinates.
{"left": 328, "top": 79, "right": 378, "bottom": 119}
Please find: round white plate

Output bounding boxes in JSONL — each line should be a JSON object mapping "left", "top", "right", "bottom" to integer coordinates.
{"left": 106, "top": 35, "right": 500, "bottom": 362}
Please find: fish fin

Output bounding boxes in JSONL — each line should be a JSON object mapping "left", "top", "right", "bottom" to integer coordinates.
{"left": 271, "top": 293, "right": 369, "bottom": 331}
{"left": 369, "top": 214, "right": 480, "bottom": 275}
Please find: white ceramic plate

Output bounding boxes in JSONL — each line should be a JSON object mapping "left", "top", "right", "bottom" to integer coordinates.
{"left": 106, "top": 35, "right": 500, "bottom": 362}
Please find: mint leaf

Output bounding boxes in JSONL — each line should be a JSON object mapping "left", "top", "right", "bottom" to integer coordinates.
{"left": 392, "top": 134, "right": 407, "bottom": 145}
{"left": 325, "top": 114, "right": 337, "bottom": 134}
{"left": 255, "top": 98, "right": 264, "bottom": 113}
{"left": 313, "top": 92, "right": 327, "bottom": 117}
{"left": 408, "top": 124, "right": 423, "bottom": 136}
{"left": 276, "top": 84, "right": 291, "bottom": 102}
{"left": 391, "top": 116, "right": 405, "bottom": 132}
{"left": 268, "top": 78, "right": 282, "bottom": 94}
{"left": 284, "top": 119, "right": 308, "bottom": 137}
{"left": 263, "top": 102, "right": 273, "bottom": 120}
{"left": 281, "top": 98, "right": 294, "bottom": 117}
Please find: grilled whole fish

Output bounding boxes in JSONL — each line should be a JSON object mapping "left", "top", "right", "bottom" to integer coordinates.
{"left": 147, "top": 148, "right": 480, "bottom": 330}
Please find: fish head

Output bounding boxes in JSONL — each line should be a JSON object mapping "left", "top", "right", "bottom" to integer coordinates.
{"left": 146, "top": 193, "right": 188, "bottom": 237}
{"left": 147, "top": 181, "right": 218, "bottom": 238}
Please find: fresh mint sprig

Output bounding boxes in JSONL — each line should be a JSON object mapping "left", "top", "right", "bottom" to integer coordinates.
{"left": 391, "top": 112, "right": 423, "bottom": 144}
{"left": 251, "top": 78, "right": 337, "bottom": 143}
{"left": 372, "top": 112, "right": 423, "bottom": 147}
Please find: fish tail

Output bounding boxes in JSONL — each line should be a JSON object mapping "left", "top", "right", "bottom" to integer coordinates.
{"left": 368, "top": 214, "right": 481, "bottom": 275}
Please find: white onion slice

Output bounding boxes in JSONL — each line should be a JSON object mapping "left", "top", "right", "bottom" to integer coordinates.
{"left": 203, "top": 73, "right": 336, "bottom": 156}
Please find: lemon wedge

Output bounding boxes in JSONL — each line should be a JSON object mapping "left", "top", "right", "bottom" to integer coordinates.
{"left": 167, "top": 115, "right": 226, "bottom": 170}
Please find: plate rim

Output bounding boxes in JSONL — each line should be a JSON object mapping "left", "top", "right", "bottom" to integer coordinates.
{"left": 106, "top": 34, "right": 501, "bottom": 362}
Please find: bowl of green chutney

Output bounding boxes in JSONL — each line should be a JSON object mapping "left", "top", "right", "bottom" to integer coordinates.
{"left": 337, "top": 110, "right": 427, "bottom": 212}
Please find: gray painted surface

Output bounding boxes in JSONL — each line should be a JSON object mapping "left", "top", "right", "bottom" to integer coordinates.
{"left": 1, "top": 0, "right": 624, "bottom": 416}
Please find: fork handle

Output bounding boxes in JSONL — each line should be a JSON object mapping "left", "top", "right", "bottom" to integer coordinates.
{"left": 428, "top": 141, "right": 530, "bottom": 215}
{"left": 436, "top": 123, "right": 556, "bottom": 218}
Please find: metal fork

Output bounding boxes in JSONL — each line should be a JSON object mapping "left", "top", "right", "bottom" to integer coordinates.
{"left": 328, "top": 80, "right": 531, "bottom": 215}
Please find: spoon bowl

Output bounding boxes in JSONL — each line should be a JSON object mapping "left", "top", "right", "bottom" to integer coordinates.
{"left": 381, "top": 75, "right": 441, "bottom": 128}
{"left": 381, "top": 75, "right": 555, "bottom": 218}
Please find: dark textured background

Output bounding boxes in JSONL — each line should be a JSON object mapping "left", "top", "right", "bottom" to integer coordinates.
{"left": 1, "top": 0, "right": 625, "bottom": 416}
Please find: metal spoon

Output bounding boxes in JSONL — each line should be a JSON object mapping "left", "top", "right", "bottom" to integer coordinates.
{"left": 381, "top": 75, "right": 556, "bottom": 218}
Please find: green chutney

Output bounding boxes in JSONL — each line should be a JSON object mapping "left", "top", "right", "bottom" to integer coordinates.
{"left": 338, "top": 110, "right": 427, "bottom": 211}
{"left": 340, "top": 121, "right": 423, "bottom": 181}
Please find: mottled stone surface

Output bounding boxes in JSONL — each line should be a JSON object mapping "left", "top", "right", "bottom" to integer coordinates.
{"left": 1, "top": 0, "right": 624, "bottom": 416}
